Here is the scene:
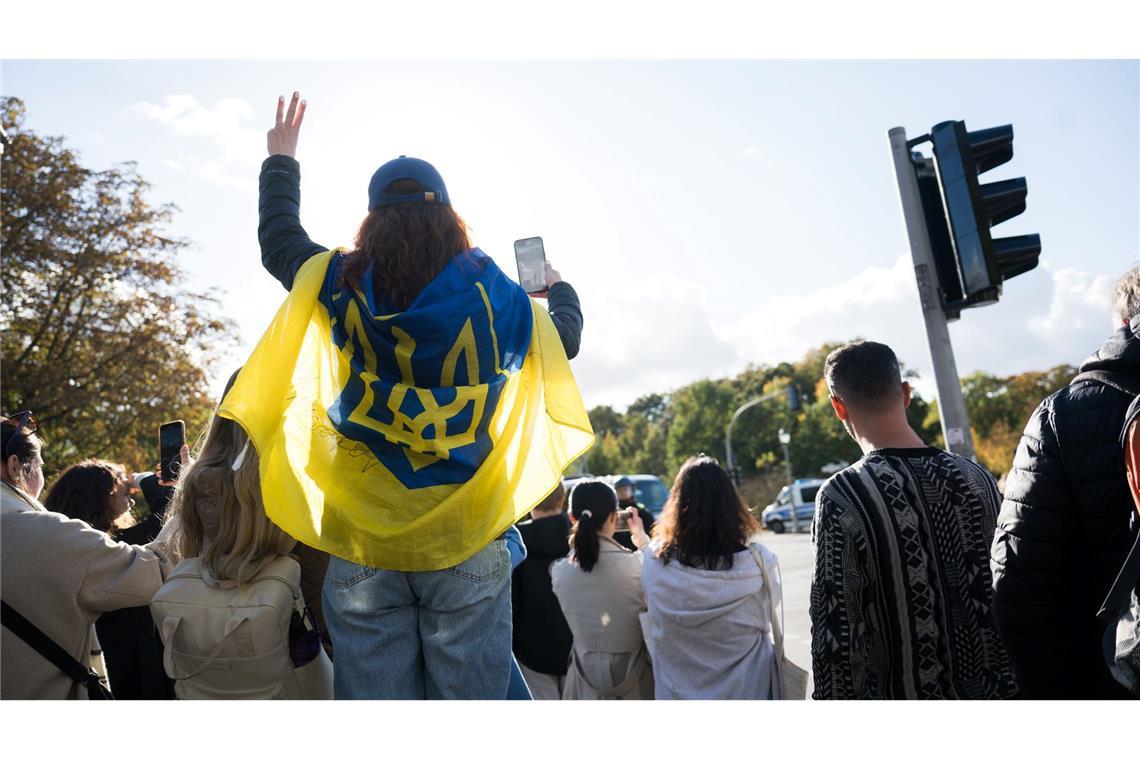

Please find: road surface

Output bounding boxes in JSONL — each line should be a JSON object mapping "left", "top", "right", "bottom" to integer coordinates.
{"left": 759, "top": 530, "right": 815, "bottom": 694}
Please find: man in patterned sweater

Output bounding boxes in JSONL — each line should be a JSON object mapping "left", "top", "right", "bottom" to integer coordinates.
{"left": 808, "top": 341, "right": 1017, "bottom": 699}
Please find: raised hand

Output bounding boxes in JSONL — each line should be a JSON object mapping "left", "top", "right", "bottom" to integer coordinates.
{"left": 267, "top": 91, "right": 307, "bottom": 158}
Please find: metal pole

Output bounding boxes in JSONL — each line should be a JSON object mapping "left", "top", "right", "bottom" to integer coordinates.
{"left": 725, "top": 389, "right": 790, "bottom": 488}
{"left": 781, "top": 441, "right": 799, "bottom": 533}
{"left": 887, "top": 127, "right": 976, "bottom": 461}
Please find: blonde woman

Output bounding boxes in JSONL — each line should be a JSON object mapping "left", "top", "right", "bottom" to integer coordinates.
{"left": 156, "top": 374, "right": 332, "bottom": 698}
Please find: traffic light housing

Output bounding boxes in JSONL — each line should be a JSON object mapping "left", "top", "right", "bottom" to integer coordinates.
{"left": 921, "top": 120, "right": 1041, "bottom": 313}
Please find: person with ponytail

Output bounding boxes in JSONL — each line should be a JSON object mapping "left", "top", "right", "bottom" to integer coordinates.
{"left": 550, "top": 479, "right": 654, "bottom": 700}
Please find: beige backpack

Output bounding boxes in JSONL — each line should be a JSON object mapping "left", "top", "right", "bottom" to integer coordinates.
{"left": 150, "top": 554, "right": 331, "bottom": 700}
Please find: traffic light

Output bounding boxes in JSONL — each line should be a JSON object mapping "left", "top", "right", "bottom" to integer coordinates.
{"left": 785, "top": 386, "right": 802, "bottom": 412}
{"left": 927, "top": 120, "right": 1041, "bottom": 308}
{"left": 912, "top": 154, "right": 965, "bottom": 315}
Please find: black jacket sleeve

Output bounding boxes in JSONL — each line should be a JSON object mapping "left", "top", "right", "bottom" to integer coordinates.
{"left": 258, "top": 155, "right": 326, "bottom": 291}
{"left": 545, "top": 281, "right": 583, "bottom": 360}
{"left": 117, "top": 474, "right": 174, "bottom": 546}
{"left": 990, "top": 400, "right": 1081, "bottom": 698}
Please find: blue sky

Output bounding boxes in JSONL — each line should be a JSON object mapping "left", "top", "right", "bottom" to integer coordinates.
{"left": 4, "top": 60, "right": 1137, "bottom": 407}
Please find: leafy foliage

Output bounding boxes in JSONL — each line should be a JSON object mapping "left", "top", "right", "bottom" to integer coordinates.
{"left": 579, "top": 340, "right": 1066, "bottom": 506}
{"left": 1, "top": 97, "right": 238, "bottom": 477}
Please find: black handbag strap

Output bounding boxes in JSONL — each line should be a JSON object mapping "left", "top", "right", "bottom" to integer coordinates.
{"left": 1, "top": 600, "right": 113, "bottom": 699}
{"left": 1099, "top": 531, "right": 1140, "bottom": 621}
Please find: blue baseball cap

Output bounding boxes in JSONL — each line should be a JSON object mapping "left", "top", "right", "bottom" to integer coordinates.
{"left": 367, "top": 155, "right": 450, "bottom": 210}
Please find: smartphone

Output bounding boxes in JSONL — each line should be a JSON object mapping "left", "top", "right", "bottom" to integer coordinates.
{"left": 615, "top": 508, "right": 630, "bottom": 532}
{"left": 159, "top": 420, "right": 186, "bottom": 483}
{"left": 513, "top": 236, "right": 547, "bottom": 295}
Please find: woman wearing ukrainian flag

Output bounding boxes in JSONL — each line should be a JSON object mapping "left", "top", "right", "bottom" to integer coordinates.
{"left": 221, "top": 92, "right": 594, "bottom": 699}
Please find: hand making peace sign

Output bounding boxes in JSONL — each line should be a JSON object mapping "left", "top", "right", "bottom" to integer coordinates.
{"left": 267, "top": 91, "right": 307, "bottom": 158}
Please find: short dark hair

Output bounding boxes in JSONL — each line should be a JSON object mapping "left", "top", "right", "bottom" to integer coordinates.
{"left": 824, "top": 340, "right": 904, "bottom": 412}
{"left": 1, "top": 416, "right": 41, "bottom": 470}
{"left": 533, "top": 481, "right": 566, "bottom": 514}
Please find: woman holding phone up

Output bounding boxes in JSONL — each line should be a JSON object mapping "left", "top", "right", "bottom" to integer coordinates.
{"left": 551, "top": 479, "right": 655, "bottom": 700}
{"left": 238, "top": 92, "right": 592, "bottom": 700}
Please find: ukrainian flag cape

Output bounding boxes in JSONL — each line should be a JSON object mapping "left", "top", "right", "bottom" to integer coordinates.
{"left": 220, "top": 248, "right": 594, "bottom": 571}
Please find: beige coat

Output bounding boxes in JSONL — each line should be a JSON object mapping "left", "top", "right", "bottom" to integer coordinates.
{"left": 1, "top": 481, "right": 176, "bottom": 699}
{"left": 551, "top": 536, "right": 654, "bottom": 700}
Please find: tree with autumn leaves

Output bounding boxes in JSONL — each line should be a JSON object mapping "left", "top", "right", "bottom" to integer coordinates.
{"left": 1, "top": 97, "right": 237, "bottom": 476}
{"left": 584, "top": 343, "right": 1073, "bottom": 506}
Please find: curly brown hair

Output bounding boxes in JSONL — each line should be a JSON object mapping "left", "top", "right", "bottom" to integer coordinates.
{"left": 651, "top": 455, "right": 760, "bottom": 570}
{"left": 43, "top": 459, "right": 128, "bottom": 534}
{"left": 338, "top": 179, "right": 472, "bottom": 312}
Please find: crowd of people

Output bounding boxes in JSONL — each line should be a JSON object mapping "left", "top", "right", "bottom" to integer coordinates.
{"left": 1, "top": 90, "right": 1137, "bottom": 701}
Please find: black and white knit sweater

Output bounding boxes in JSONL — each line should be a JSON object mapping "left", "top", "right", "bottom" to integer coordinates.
{"left": 809, "top": 446, "right": 1018, "bottom": 700}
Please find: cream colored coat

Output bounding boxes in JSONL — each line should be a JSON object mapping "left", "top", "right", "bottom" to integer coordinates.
{"left": 550, "top": 535, "right": 654, "bottom": 700}
{"left": 1, "top": 481, "right": 177, "bottom": 699}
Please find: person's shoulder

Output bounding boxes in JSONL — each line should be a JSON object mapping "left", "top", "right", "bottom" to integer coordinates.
{"left": 748, "top": 539, "right": 779, "bottom": 567}
{"left": 811, "top": 467, "right": 872, "bottom": 532}
{"left": 1051, "top": 369, "right": 1140, "bottom": 418}
{"left": 940, "top": 449, "right": 996, "bottom": 480}
{"left": 639, "top": 540, "right": 665, "bottom": 566}
{"left": 815, "top": 469, "right": 855, "bottom": 508}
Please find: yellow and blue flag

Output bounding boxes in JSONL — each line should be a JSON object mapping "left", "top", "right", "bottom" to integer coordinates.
{"left": 220, "top": 248, "right": 594, "bottom": 571}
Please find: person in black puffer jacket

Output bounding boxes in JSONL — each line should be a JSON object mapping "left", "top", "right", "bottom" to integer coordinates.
{"left": 512, "top": 481, "right": 574, "bottom": 699}
{"left": 992, "top": 266, "right": 1140, "bottom": 699}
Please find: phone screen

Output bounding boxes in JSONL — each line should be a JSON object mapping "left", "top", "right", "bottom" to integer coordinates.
{"left": 615, "top": 508, "right": 630, "bottom": 532}
{"left": 159, "top": 420, "right": 186, "bottom": 482}
{"left": 513, "top": 237, "right": 547, "bottom": 294}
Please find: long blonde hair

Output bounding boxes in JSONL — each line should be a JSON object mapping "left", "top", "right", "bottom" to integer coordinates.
{"left": 167, "top": 413, "right": 294, "bottom": 584}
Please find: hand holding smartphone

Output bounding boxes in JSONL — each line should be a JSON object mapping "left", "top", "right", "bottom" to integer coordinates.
{"left": 615, "top": 507, "right": 631, "bottom": 532}
{"left": 159, "top": 420, "right": 186, "bottom": 483}
{"left": 514, "top": 236, "right": 548, "bottom": 296}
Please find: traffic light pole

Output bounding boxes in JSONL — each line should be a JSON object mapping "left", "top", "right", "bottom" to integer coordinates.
{"left": 888, "top": 127, "right": 977, "bottom": 462}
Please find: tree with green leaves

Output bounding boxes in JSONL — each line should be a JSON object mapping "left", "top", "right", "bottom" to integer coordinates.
{"left": 1, "top": 97, "right": 237, "bottom": 476}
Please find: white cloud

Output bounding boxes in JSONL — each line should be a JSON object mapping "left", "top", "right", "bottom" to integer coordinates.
{"left": 572, "top": 273, "right": 742, "bottom": 408}
{"left": 576, "top": 254, "right": 1125, "bottom": 414}
{"left": 723, "top": 254, "right": 918, "bottom": 364}
{"left": 1028, "top": 267, "right": 1116, "bottom": 339}
{"left": 133, "top": 95, "right": 262, "bottom": 189}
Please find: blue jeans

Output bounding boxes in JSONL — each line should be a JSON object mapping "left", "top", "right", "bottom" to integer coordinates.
{"left": 322, "top": 539, "right": 513, "bottom": 699}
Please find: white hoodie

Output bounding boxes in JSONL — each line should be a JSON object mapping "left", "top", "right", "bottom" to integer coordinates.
{"left": 639, "top": 539, "right": 781, "bottom": 699}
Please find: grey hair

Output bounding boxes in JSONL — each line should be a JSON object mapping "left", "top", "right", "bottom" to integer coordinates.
{"left": 1112, "top": 265, "right": 1140, "bottom": 322}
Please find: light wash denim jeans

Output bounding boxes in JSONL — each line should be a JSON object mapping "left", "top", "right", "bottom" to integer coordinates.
{"left": 322, "top": 539, "right": 513, "bottom": 699}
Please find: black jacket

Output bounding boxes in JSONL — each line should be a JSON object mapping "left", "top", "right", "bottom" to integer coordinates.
{"left": 992, "top": 318, "right": 1140, "bottom": 699}
{"left": 512, "top": 513, "right": 573, "bottom": 675}
{"left": 97, "top": 475, "right": 176, "bottom": 699}
{"left": 257, "top": 155, "right": 584, "bottom": 358}
{"left": 612, "top": 505, "right": 656, "bottom": 552}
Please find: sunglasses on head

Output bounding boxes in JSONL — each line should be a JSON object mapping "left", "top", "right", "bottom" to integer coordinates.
{"left": 1, "top": 410, "right": 39, "bottom": 449}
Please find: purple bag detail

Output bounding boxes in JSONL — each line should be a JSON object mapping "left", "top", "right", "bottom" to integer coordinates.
{"left": 289, "top": 601, "right": 322, "bottom": 667}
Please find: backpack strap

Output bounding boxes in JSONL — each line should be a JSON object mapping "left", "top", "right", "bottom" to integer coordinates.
{"left": 160, "top": 615, "right": 250, "bottom": 681}
{"left": 1, "top": 600, "right": 114, "bottom": 700}
{"left": 1071, "top": 370, "right": 1140, "bottom": 398}
{"left": 1098, "top": 531, "right": 1140, "bottom": 622}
